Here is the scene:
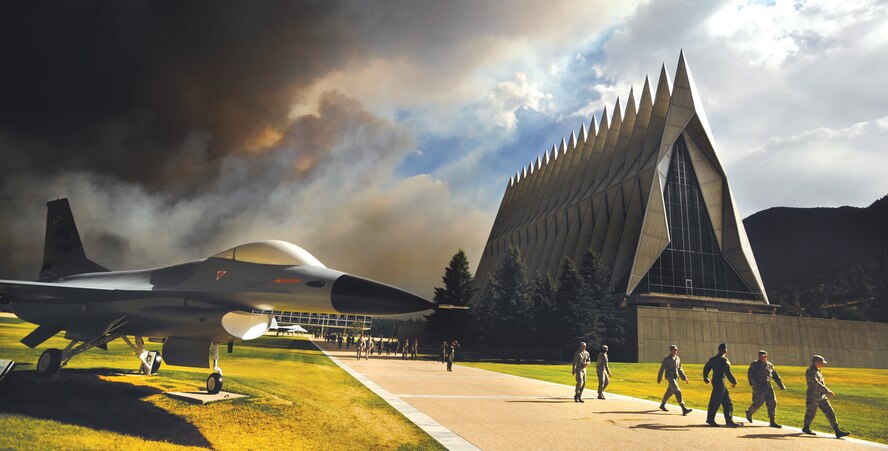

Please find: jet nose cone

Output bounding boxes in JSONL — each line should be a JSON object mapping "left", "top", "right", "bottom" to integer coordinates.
{"left": 331, "top": 274, "right": 435, "bottom": 315}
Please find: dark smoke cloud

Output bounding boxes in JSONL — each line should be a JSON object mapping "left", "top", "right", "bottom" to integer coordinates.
{"left": 0, "top": 1, "right": 362, "bottom": 187}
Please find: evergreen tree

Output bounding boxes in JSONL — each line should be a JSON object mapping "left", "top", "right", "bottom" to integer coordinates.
{"left": 426, "top": 249, "right": 475, "bottom": 343}
{"left": 579, "top": 249, "right": 626, "bottom": 348}
{"left": 530, "top": 271, "right": 556, "bottom": 346}
{"left": 481, "top": 247, "right": 533, "bottom": 349}
{"left": 869, "top": 247, "right": 888, "bottom": 322}
{"left": 552, "top": 257, "right": 599, "bottom": 353}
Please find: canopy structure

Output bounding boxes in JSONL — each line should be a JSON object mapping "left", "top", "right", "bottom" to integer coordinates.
{"left": 211, "top": 240, "right": 325, "bottom": 267}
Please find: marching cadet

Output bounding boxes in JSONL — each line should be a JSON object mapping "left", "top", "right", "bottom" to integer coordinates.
{"left": 703, "top": 343, "right": 740, "bottom": 427}
{"left": 596, "top": 345, "right": 613, "bottom": 400}
{"left": 745, "top": 350, "right": 785, "bottom": 428}
{"left": 803, "top": 355, "right": 850, "bottom": 438}
{"left": 658, "top": 344, "right": 692, "bottom": 415}
{"left": 571, "top": 342, "right": 591, "bottom": 402}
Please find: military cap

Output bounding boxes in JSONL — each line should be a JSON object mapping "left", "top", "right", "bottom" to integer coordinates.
{"left": 718, "top": 343, "right": 727, "bottom": 351}
{"left": 579, "top": 342, "right": 586, "bottom": 347}
{"left": 601, "top": 345, "right": 608, "bottom": 351}
{"left": 669, "top": 344, "right": 678, "bottom": 350}
{"left": 758, "top": 350, "right": 768, "bottom": 356}
{"left": 812, "top": 355, "right": 827, "bottom": 364}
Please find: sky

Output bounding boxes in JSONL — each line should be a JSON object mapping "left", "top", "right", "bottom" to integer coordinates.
{"left": 1, "top": 0, "right": 886, "bottom": 300}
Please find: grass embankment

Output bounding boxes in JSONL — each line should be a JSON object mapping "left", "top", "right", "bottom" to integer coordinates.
{"left": 461, "top": 359, "right": 888, "bottom": 444}
{"left": 0, "top": 316, "right": 442, "bottom": 450}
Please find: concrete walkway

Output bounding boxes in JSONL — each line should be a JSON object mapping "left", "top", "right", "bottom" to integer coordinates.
{"left": 313, "top": 340, "right": 886, "bottom": 451}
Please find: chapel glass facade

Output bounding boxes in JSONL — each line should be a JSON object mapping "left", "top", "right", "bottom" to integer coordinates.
{"left": 638, "top": 137, "right": 758, "bottom": 300}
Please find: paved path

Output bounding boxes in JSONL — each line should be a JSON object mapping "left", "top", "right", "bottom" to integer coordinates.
{"left": 313, "top": 340, "right": 885, "bottom": 451}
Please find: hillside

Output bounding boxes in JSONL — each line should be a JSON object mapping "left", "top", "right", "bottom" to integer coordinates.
{"left": 744, "top": 195, "right": 888, "bottom": 291}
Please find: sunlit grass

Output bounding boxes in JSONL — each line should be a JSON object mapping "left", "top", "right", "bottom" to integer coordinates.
{"left": 461, "top": 359, "right": 888, "bottom": 444}
{"left": 0, "top": 316, "right": 442, "bottom": 450}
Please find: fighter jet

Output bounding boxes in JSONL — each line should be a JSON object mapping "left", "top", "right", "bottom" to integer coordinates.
{"left": 0, "top": 199, "right": 435, "bottom": 393}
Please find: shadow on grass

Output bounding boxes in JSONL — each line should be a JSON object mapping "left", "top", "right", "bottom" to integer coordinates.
{"left": 1, "top": 369, "right": 212, "bottom": 448}
{"left": 593, "top": 409, "right": 661, "bottom": 414}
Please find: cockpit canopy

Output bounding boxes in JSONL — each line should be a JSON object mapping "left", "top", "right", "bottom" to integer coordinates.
{"left": 210, "top": 240, "right": 325, "bottom": 267}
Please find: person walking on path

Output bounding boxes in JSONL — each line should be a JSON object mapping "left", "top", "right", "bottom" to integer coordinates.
{"left": 802, "top": 355, "right": 850, "bottom": 438}
{"left": 658, "top": 344, "right": 692, "bottom": 415}
{"left": 411, "top": 339, "right": 419, "bottom": 360}
{"left": 445, "top": 340, "right": 460, "bottom": 372}
{"left": 571, "top": 342, "right": 591, "bottom": 403}
{"left": 355, "top": 337, "right": 364, "bottom": 360}
{"left": 703, "top": 343, "right": 740, "bottom": 427}
{"left": 596, "top": 345, "right": 612, "bottom": 400}
{"left": 745, "top": 350, "right": 785, "bottom": 428}
{"left": 440, "top": 341, "right": 448, "bottom": 363}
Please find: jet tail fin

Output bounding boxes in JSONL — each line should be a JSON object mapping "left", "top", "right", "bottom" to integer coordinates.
{"left": 39, "top": 198, "right": 109, "bottom": 281}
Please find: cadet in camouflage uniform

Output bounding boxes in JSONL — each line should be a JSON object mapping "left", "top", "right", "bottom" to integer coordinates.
{"left": 703, "top": 343, "right": 740, "bottom": 427}
{"left": 803, "top": 355, "right": 850, "bottom": 438}
{"left": 745, "top": 350, "right": 785, "bottom": 428}
{"left": 571, "top": 342, "right": 591, "bottom": 402}
{"left": 658, "top": 344, "right": 692, "bottom": 415}
{"left": 596, "top": 345, "right": 612, "bottom": 400}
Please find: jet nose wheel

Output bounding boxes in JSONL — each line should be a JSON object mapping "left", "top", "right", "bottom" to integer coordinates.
{"left": 206, "top": 372, "right": 223, "bottom": 394}
{"left": 37, "top": 349, "right": 62, "bottom": 377}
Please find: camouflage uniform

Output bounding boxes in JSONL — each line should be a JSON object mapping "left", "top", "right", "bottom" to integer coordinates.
{"left": 596, "top": 348, "right": 611, "bottom": 399}
{"left": 658, "top": 353, "right": 690, "bottom": 412}
{"left": 805, "top": 364, "right": 839, "bottom": 430}
{"left": 746, "top": 359, "right": 785, "bottom": 421}
{"left": 572, "top": 348, "right": 591, "bottom": 401}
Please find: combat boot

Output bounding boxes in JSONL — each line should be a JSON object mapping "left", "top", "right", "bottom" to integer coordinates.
{"left": 769, "top": 417, "right": 781, "bottom": 428}
{"left": 745, "top": 410, "right": 753, "bottom": 423}
{"left": 801, "top": 425, "right": 816, "bottom": 435}
{"left": 681, "top": 405, "right": 692, "bottom": 416}
{"left": 573, "top": 394, "right": 578, "bottom": 402}
{"left": 834, "top": 426, "right": 850, "bottom": 438}
{"left": 659, "top": 404, "right": 668, "bottom": 412}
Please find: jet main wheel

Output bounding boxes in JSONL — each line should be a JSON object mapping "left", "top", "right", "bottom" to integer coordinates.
{"left": 206, "top": 372, "right": 223, "bottom": 394}
{"left": 37, "top": 348, "right": 62, "bottom": 377}
{"left": 150, "top": 353, "right": 162, "bottom": 375}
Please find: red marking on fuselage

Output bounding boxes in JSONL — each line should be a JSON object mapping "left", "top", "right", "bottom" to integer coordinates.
{"left": 216, "top": 270, "right": 228, "bottom": 281}
{"left": 273, "top": 278, "right": 301, "bottom": 284}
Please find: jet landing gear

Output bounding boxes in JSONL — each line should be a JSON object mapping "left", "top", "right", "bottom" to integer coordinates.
{"left": 37, "top": 348, "right": 62, "bottom": 376}
{"left": 121, "top": 336, "right": 162, "bottom": 375}
{"left": 34, "top": 316, "right": 161, "bottom": 377}
{"left": 36, "top": 316, "right": 129, "bottom": 377}
{"left": 206, "top": 342, "right": 223, "bottom": 394}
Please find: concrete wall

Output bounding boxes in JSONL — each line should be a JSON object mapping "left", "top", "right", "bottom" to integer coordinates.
{"left": 635, "top": 306, "right": 888, "bottom": 368}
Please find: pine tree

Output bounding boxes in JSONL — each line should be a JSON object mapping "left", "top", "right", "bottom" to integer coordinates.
{"left": 553, "top": 257, "right": 599, "bottom": 353}
{"left": 579, "top": 249, "right": 625, "bottom": 348}
{"left": 482, "top": 247, "right": 533, "bottom": 349}
{"left": 530, "top": 271, "right": 556, "bottom": 346}
{"left": 426, "top": 249, "right": 475, "bottom": 343}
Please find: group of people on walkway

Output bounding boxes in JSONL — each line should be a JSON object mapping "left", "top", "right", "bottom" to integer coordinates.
{"left": 351, "top": 336, "right": 420, "bottom": 360}
{"left": 572, "top": 342, "right": 851, "bottom": 438}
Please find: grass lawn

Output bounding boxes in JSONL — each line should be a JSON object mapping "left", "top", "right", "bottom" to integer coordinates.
{"left": 461, "top": 358, "right": 888, "bottom": 444}
{"left": 0, "top": 316, "right": 442, "bottom": 450}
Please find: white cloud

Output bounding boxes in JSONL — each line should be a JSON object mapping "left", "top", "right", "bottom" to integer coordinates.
{"left": 594, "top": 0, "right": 888, "bottom": 215}
{"left": 475, "top": 73, "right": 553, "bottom": 132}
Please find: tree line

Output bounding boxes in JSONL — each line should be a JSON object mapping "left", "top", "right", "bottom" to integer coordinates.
{"left": 772, "top": 247, "right": 888, "bottom": 323}
{"left": 425, "top": 247, "right": 627, "bottom": 360}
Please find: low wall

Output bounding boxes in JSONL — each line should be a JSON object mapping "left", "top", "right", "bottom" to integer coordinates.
{"left": 635, "top": 306, "right": 888, "bottom": 368}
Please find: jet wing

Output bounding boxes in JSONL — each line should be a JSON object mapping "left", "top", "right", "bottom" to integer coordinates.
{"left": 0, "top": 279, "right": 226, "bottom": 305}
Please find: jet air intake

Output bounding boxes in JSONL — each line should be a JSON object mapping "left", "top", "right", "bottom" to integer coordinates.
{"left": 330, "top": 274, "right": 434, "bottom": 315}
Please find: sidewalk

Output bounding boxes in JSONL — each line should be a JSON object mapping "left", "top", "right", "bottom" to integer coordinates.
{"left": 313, "top": 340, "right": 886, "bottom": 451}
